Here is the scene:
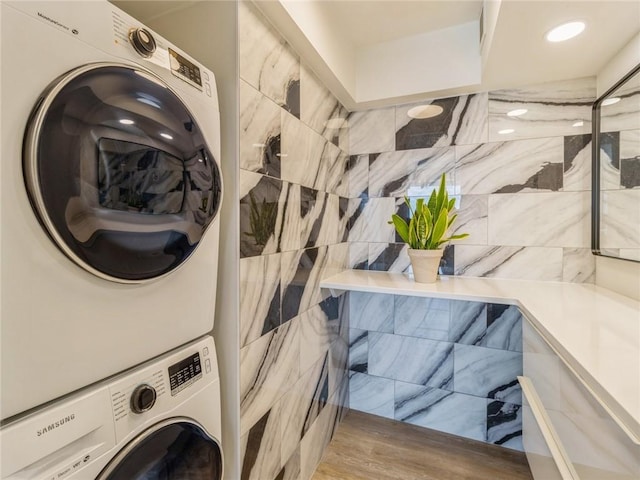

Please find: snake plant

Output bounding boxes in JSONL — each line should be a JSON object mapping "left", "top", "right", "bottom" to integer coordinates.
{"left": 389, "top": 173, "right": 469, "bottom": 250}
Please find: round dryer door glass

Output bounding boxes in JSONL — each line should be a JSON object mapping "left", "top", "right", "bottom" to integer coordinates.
{"left": 24, "top": 63, "right": 222, "bottom": 282}
{"left": 97, "top": 419, "right": 223, "bottom": 479}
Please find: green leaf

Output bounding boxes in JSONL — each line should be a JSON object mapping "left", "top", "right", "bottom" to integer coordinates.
{"left": 427, "top": 189, "right": 437, "bottom": 214}
{"left": 408, "top": 216, "right": 417, "bottom": 248}
{"left": 429, "top": 207, "right": 448, "bottom": 248}
{"left": 435, "top": 173, "right": 446, "bottom": 214}
{"left": 390, "top": 214, "right": 410, "bottom": 243}
{"left": 447, "top": 213, "right": 458, "bottom": 229}
{"left": 437, "top": 233, "right": 469, "bottom": 247}
{"left": 448, "top": 197, "right": 456, "bottom": 211}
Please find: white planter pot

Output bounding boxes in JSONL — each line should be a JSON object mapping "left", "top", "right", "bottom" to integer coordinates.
{"left": 408, "top": 248, "right": 444, "bottom": 283}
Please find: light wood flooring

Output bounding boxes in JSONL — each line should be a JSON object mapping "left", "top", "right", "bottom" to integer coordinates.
{"left": 311, "top": 410, "right": 534, "bottom": 480}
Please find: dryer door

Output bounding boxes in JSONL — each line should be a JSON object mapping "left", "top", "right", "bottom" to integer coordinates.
{"left": 24, "top": 63, "right": 222, "bottom": 283}
{"left": 96, "top": 418, "right": 223, "bottom": 480}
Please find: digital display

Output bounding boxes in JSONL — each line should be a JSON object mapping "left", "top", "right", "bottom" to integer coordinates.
{"left": 168, "top": 352, "right": 202, "bottom": 396}
{"left": 169, "top": 48, "right": 202, "bottom": 87}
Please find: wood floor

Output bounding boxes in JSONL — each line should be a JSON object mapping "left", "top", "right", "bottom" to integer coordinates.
{"left": 311, "top": 410, "right": 534, "bottom": 480}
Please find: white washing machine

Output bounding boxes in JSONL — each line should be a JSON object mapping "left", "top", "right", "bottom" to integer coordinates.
{"left": 0, "top": 335, "right": 223, "bottom": 480}
{"left": 1, "top": 1, "right": 223, "bottom": 420}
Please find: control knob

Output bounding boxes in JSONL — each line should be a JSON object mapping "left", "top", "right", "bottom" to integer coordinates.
{"left": 130, "top": 384, "right": 157, "bottom": 414}
{"left": 129, "top": 28, "right": 156, "bottom": 58}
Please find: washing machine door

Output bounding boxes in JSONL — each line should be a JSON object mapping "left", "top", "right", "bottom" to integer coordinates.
{"left": 24, "top": 62, "right": 222, "bottom": 283}
{"left": 97, "top": 418, "right": 223, "bottom": 480}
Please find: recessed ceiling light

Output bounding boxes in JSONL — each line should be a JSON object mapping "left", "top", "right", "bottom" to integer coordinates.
{"left": 498, "top": 129, "right": 515, "bottom": 135}
{"left": 119, "top": 119, "right": 135, "bottom": 125}
{"left": 602, "top": 97, "right": 620, "bottom": 106}
{"left": 407, "top": 104, "right": 444, "bottom": 119}
{"left": 160, "top": 133, "right": 173, "bottom": 140}
{"left": 545, "top": 21, "right": 585, "bottom": 42}
{"left": 572, "top": 121, "right": 584, "bottom": 127}
{"left": 507, "top": 109, "right": 527, "bottom": 117}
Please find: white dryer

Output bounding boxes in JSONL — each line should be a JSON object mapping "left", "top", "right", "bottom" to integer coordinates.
{"left": 1, "top": 2, "right": 223, "bottom": 420}
{"left": 0, "top": 336, "right": 223, "bottom": 480}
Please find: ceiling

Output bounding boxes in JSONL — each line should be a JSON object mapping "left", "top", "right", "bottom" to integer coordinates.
{"left": 256, "top": 0, "right": 640, "bottom": 110}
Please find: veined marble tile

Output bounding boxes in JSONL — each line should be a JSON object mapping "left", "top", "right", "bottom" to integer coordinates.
{"left": 563, "top": 134, "right": 591, "bottom": 192}
{"left": 278, "top": 353, "right": 330, "bottom": 464}
{"left": 281, "top": 111, "right": 334, "bottom": 192}
{"left": 396, "top": 94, "right": 488, "bottom": 149}
{"left": 240, "top": 254, "right": 281, "bottom": 348}
{"left": 278, "top": 448, "right": 301, "bottom": 480}
{"left": 279, "top": 183, "right": 303, "bottom": 253}
{"left": 488, "top": 192, "right": 590, "bottom": 248}
{"left": 452, "top": 195, "right": 488, "bottom": 245}
{"left": 348, "top": 197, "right": 396, "bottom": 243}
{"left": 281, "top": 247, "right": 325, "bottom": 322}
{"left": 300, "top": 188, "right": 329, "bottom": 249}
{"left": 369, "top": 148, "right": 456, "bottom": 198}
{"left": 240, "top": 408, "right": 283, "bottom": 480}
{"left": 347, "top": 155, "right": 369, "bottom": 199}
{"left": 488, "top": 77, "right": 595, "bottom": 142}
{"left": 449, "top": 301, "right": 487, "bottom": 345}
{"left": 395, "top": 296, "right": 450, "bottom": 341}
{"left": 348, "top": 371, "right": 395, "bottom": 418}
{"left": 487, "top": 400, "right": 523, "bottom": 451}
{"left": 300, "top": 63, "right": 349, "bottom": 147}
{"left": 599, "top": 88, "right": 640, "bottom": 135}
{"left": 324, "top": 242, "right": 350, "bottom": 283}
{"left": 338, "top": 198, "right": 350, "bottom": 243}
{"left": 325, "top": 152, "right": 350, "bottom": 198}
{"left": 599, "top": 132, "right": 621, "bottom": 191}
{"left": 348, "top": 328, "right": 368, "bottom": 373}
{"left": 349, "top": 107, "right": 396, "bottom": 155}
{"left": 562, "top": 248, "right": 595, "bottom": 283}
{"left": 349, "top": 291, "right": 394, "bottom": 333}
{"left": 620, "top": 130, "right": 640, "bottom": 189}
{"left": 456, "top": 137, "right": 564, "bottom": 194}
{"left": 485, "top": 304, "right": 523, "bottom": 353}
{"left": 394, "top": 382, "right": 487, "bottom": 442}
{"left": 239, "top": 1, "right": 300, "bottom": 116}
{"left": 240, "top": 320, "right": 300, "bottom": 435}
{"left": 454, "top": 245, "right": 564, "bottom": 281}
{"left": 240, "top": 170, "right": 284, "bottom": 258}
{"left": 368, "top": 243, "right": 411, "bottom": 273}
{"left": 300, "top": 389, "right": 342, "bottom": 480}
{"left": 369, "top": 332, "right": 454, "bottom": 389}
{"left": 328, "top": 328, "right": 350, "bottom": 399}
{"left": 307, "top": 193, "right": 340, "bottom": 247}
{"left": 299, "top": 300, "right": 339, "bottom": 374}
{"left": 454, "top": 344, "right": 522, "bottom": 402}
{"left": 600, "top": 189, "right": 640, "bottom": 249}
{"left": 349, "top": 241, "right": 369, "bottom": 270}
{"left": 240, "top": 80, "right": 282, "bottom": 177}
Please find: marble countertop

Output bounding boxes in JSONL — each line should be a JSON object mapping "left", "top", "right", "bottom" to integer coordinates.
{"left": 320, "top": 270, "right": 640, "bottom": 444}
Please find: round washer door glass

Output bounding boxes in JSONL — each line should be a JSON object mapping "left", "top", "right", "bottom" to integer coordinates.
{"left": 24, "top": 63, "right": 222, "bottom": 282}
{"left": 97, "top": 419, "right": 223, "bottom": 479}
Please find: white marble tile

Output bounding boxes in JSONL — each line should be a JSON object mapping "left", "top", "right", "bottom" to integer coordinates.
{"left": 279, "top": 448, "right": 301, "bottom": 480}
{"left": 449, "top": 301, "right": 487, "bottom": 345}
{"left": 325, "top": 152, "right": 350, "bottom": 197}
{"left": 563, "top": 134, "right": 592, "bottom": 192}
{"left": 348, "top": 371, "right": 395, "bottom": 418}
{"left": 395, "top": 94, "right": 488, "bottom": 149}
{"left": 487, "top": 400, "right": 523, "bottom": 451}
{"left": 240, "top": 254, "right": 281, "bottom": 348}
{"left": 239, "top": 1, "right": 299, "bottom": 113}
{"left": 299, "top": 303, "right": 339, "bottom": 375}
{"left": 281, "top": 247, "right": 325, "bottom": 322}
{"left": 280, "top": 182, "right": 303, "bottom": 253}
{"left": 349, "top": 291, "right": 394, "bottom": 333}
{"left": 394, "top": 296, "right": 450, "bottom": 341}
{"left": 600, "top": 189, "right": 640, "bottom": 249}
{"left": 456, "top": 137, "right": 564, "bottom": 194}
{"left": 488, "top": 77, "right": 595, "bottom": 142}
{"left": 300, "top": 63, "right": 349, "bottom": 146}
{"left": 348, "top": 155, "right": 369, "bottom": 199}
{"left": 348, "top": 328, "right": 368, "bottom": 373}
{"left": 407, "top": 147, "right": 457, "bottom": 196}
{"left": 454, "top": 344, "right": 522, "bottom": 401}
{"left": 240, "top": 408, "right": 283, "bottom": 480}
{"left": 488, "top": 192, "right": 591, "bottom": 248}
{"left": 369, "top": 332, "right": 454, "bottom": 389}
{"left": 562, "top": 248, "right": 595, "bottom": 283}
{"left": 454, "top": 245, "right": 564, "bottom": 281}
{"left": 349, "top": 107, "right": 396, "bottom": 155}
{"left": 452, "top": 195, "right": 488, "bottom": 245}
{"left": 394, "top": 382, "right": 487, "bottom": 442}
{"left": 600, "top": 88, "right": 640, "bottom": 134}
{"left": 368, "top": 243, "right": 411, "bottom": 273}
{"left": 349, "top": 241, "right": 369, "bottom": 270}
{"left": 240, "top": 320, "right": 300, "bottom": 435}
{"left": 599, "top": 133, "right": 622, "bottom": 191}
{"left": 348, "top": 197, "right": 396, "bottom": 243}
{"left": 620, "top": 130, "right": 640, "bottom": 189}
{"left": 240, "top": 79, "right": 282, "bottom": 177}
{"left": 485, "top": 305, "right": 523, "bottom": 353}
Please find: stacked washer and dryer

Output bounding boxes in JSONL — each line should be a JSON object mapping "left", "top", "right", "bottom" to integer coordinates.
{"left": 1, "top": 2, "right": 224, "bottom": 478}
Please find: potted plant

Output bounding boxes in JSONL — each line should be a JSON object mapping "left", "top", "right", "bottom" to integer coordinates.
{"left": 389, "top": 173, "right": 468, "bottom": 283}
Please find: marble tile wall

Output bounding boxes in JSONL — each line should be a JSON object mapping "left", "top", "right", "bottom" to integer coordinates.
{"left": 346, "top": 77, "right": 598, "bottom": 282}
{"left": 239, "top": 3, "right": 349, "bottom": 480}
{"left": 348, "top": 292, "right": 524, "bottom": 451}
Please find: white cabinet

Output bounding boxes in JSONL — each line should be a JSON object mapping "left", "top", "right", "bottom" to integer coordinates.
{"left": 522, "top": 320, "right": 640, "bottom": 480}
